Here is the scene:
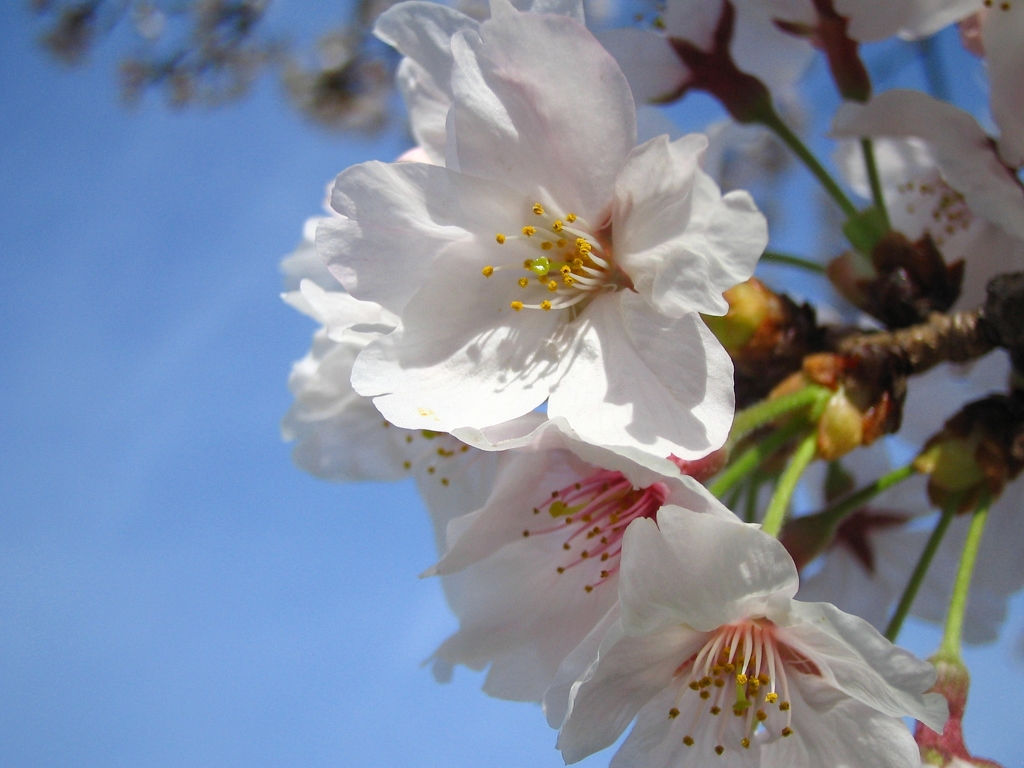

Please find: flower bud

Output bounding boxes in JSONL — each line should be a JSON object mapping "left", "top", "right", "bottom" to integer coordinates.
{"left": 705, "top": 279, "right": 824, "bottom": 407}
{"left": 916, "top": 654, "right": 1004, "bottom": 768}
{"left": 915, "top": 394, "right": 1024, "bottom": 512}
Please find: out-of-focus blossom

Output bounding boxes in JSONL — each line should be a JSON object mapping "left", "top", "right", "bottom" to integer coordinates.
{"left": 549, "top": 507, "right": 947, "bottom": 766}
{"left": 423, "top": 415, "right": 732, "bottom": 701}
{"left": 318, "top": 2, "right": 766, "bottom": 460}
{"left": 832, "top": 90, "right": 1024, "bottom": 308}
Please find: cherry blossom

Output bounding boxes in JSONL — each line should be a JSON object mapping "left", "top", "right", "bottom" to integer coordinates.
{"left": 280, "top": 229, "right": 499, "bottom": 546}
{"left": 549, "top": 507, "right": 947, "bottom": 767}
{"left": 424, "top": 415, "right": 733, "bottom": 701}
{"left": 318, "top": 1, "right": 766, "bottom": 460}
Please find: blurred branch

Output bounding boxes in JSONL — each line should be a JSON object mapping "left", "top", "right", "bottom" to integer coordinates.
{"left": 29, "top": 0, "right": 400, "bottom": 132}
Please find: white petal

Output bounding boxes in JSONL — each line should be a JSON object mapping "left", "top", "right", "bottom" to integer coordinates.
{"left": 317, "top": 161, "right": 524, "bottom": 314}
{"left": 298, "top": 280, "right": 398, "bottom": 338}
{"left": 430, "top": 519, "right": 621, "bottom": 701}
{"left": 611, "top": 677, "right": 762, "bottom": 768}
{"left": 762, "top": 675, "right": 922, "bottom": 768}
{"left": 614, "top": 134, "right": 766, "bottom": 318}
{"left": 598, "top": 28, "right": 690, "bottom": 103}
{"left": 831, "top": 90, "right": 1024, "bottom": 240}
{"left": 549, "top": 293, "right": 734, "bottom": 460}
{"left": 349, "top": 247, "right": 571, "bottom": 433}
{"left": 394, "top": 58, "right": 452, "bottom": 166}
{"left": 775, "top": 600, "right": 948, "bottom": 731}
{"left": 896, "top": 0, "right": 983, "bottom": 38}
{"left": 556, "top": 622, "right": 706, "bottom": 763}
{"left": 448, "top": 10, "right": 636, "bottom": 220}
{"left": 522, "top": 0, "right": 585, "bottom": 24}
{"left": 280, "top": 217, "right": 338, "bottom": 292}
{"left": 982, "top": 1, "right": 1024, "bottom": 166}
{"left": 619, "top": 508, "right": 797, "bottom": 635}
{"left": 544, "top": 603, "right": 621, "bottom": 728}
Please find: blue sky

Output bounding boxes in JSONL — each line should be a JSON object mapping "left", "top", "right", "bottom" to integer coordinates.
{"left": 0, "top": 6, "right": 1021, "bottom": 767}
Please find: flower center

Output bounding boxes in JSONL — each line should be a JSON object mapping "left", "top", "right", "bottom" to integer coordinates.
{"left": 896, "top": 177, "right": 974, "bottom": 248}
{"left": 482, "top": 202, "right": 628, "bottom": 317}
{"left": 389, "top": 423, "right": 476, "bottom": 488}
{"left": 520, "top": 468, "right": 668, "bottom": 593}
{"left": 671, "top": 621, "right": 800, "bottom": 755}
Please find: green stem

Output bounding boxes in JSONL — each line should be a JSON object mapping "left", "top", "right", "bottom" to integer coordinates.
{"left": 816, "top": 463, "right": 919, "bottom": 529}
{"left": 884, "top": 500, "right": 959, "bottom": 642}
{"left": 760, "top": 111, "right": 859, "bottom": 219}
{"left": 760, "top": 251, "right": 827, "bottom": 275}
{"left": 761, "top": 430, "right": 818, "bottom": 538}
{"left": 728, "top": 385, "right": 831, "bottom": 451}
{"left": 860, "top": 138, "right": 891, "bottom": 231}
{"left": 939, "top": 495, "right": 991, "bottom": 659}
{"left": 710, "top": 417, "right": 807, "bottom": 499}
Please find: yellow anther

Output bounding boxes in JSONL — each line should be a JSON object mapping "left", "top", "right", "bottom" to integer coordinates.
{"left": 715, "top": 746, "right": 724, "bottom": 756}
{"left": 682, "top": 736, "right": 694, "bottom": 747}
{"left": 547, "top": 280, "right": 558, "bottom": 292}
{"left": 736, "top": 674, "right": 748, "bottom": 685}
{"left": 540, "top": 301, "right": 552, "bottom": 311}
{"left": 481, "top": 266, "right": 494, "bottom": 277}
{"left": 755, "top": 710, "right": 767, "bottom": 721}
{"left": 749, "top": 678, "right": 760, "bottom": 690}
{"left": 700, "top": 677, "right": 712, "bottom": 688}
{"left": 725, "top": 664, "right": 735, "bottom": 673}
{"left": 552, "top": 220, "right": 563, "bottom": 232}
{"left": 710, "top": 706, "right": 721, "bottom": 715}
{"left": 518, "top": 277, "right": 529, "bottom": 288}
{"left": 700, "top": 690, "right": 710, "bottom": 700}
{"left": 779, "top": 702, "right": 790, "bottom": 711}
{"left": 495, "top": 233, "right": 506, "bottom": 244}
{"left": 563, "top": 275, "right": 575, "bottom": 286}
{"left": 781, "top": 727, "right": 793, "bottom": 737}
{"left": 714, "top": 678, "right": 725, "bottom": 688}
{"left": 758, "top": 674, "right": 770, "bottom": 685}
{"left": 573, "top": 258, "right": 584, "bottom": 269}
{"left": 689, "top": 681, "right": 700, "bottom": 691}
{"left": 541, "top": 241, "right": 554, "bottom": 251}
{"left": 510, "top": 301, "right": 524, "bottom": 311}
{"left": 741, "top": 738, "right": 750, "bottom": 749}
{"left": 566, "top": 213, "right": 577, "bottom": 222}
{"left": 584, "top": 585, "right": 593, "bottom": 593}
{"left": 712, "top": 665, "right": 723, "bottom": 675}
{"left": 532, "top": 203, "right": 545, "bottom": 215}
{"left": 557, "top": 239, "right": 567, "bottom": 248}
{"left": 668, "top": 708, "right": 680, "bottom": 719}
{"left": 522, "top": 226, "right": 536, "bottom": 237}
{"left": 765, "top": 693, "right": 778, "bottom": 704}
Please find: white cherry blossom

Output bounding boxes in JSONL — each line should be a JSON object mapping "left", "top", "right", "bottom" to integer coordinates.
{"left": 423, "top": 415, "right": 733, "bottom": 701}
{"left": 318, "top": 1, "right": 766, "bottom": 460}
{"left": 550, "top": 507, "right": 947, "bottom": 767}
{"left": 280, "top": 230, "right": 498, "bottom": 547}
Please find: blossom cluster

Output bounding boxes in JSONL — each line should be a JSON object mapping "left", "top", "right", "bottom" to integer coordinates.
{"left": 279, "top": 1, "right": 1024, "bottom": 765}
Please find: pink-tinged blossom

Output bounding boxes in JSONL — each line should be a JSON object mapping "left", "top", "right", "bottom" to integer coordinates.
{"left": 549, "top": 507, "right": 947, "bottom": 767}
{"left": 318, "top": 1, "right": 766, "bottom": 460}
{"left": 424, "top": 415, "right": 733, "bottom": 701}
